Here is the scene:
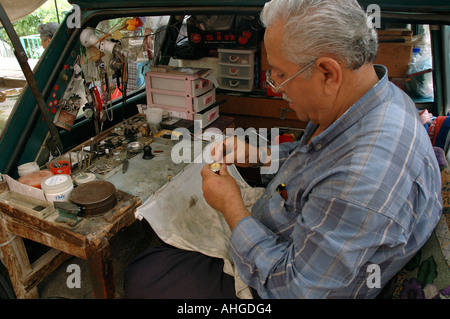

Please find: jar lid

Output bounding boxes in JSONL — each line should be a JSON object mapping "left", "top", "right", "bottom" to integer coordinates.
{"left": 41, "top": 174, "right": 73, "bottom": 192}
{"left": 17, "top": 162, "right": 40, "bottom": 177}
{"left": 74, "top": 172, "right": 96, "bottom": 185}
{"left": 18, "top": 162, "right": 38, "bottom": 170}
{"left": 18, "top": 170, "right": 54, "bottom": 188}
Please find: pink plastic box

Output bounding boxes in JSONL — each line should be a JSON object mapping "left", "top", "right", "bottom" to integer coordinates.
{"left": 145, "top": 66, "right": 216, "bottom": 120}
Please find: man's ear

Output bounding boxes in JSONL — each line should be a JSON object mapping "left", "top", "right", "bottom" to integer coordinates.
{"left": 42, "top": 37, "right": 51, "bottom": 49}
{"left": 315, "top": 57, "right": 342, "bottom": 96}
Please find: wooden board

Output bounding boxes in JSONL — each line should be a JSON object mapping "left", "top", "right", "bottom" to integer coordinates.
{"left": 0, "top": 191, "right": 56, "bottom": 219}
{"left": 375, "top": 29, "right": 413, "bottom": 78}
{"left": 217, "top": 94, "right": 307, "bottom": 129}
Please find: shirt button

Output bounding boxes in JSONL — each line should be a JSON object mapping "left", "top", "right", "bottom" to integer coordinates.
{"left": 316, "top": 144, "right": 322, "bottom": 150}
{"left": 285, "top": 169, "right": 289, "bottom": 175}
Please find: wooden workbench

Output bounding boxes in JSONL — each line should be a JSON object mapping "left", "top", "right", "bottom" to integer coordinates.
{"left": 0, "top": 113, "right": 234, "bottom": 298}
{"left": 0, "top": 185, "right": 141, "bottom": 299}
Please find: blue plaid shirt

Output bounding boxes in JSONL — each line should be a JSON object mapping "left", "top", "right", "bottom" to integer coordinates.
{"left": 230, "top": 65, "right": 443, "bottom": 299}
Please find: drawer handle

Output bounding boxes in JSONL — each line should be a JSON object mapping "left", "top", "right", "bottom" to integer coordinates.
{"left": 229, "top": 80, "right": 240, "bottom": 87}
{"left": 229, "top": 67, "right": 239, "bottom": 76}
{"left": 208, "top": 111, "right": 217, "bottom": 121}
{"left": 229, "top": 55, "right": 240, "bottom": 63}
{"left": 280, "top": 107, "right": 294, "bottom": 120}
{"left": 200, "top": 79, "right": 210, "bottom": 88}
{"left": 204, "top": 94, "right": 213, "bottom": 105}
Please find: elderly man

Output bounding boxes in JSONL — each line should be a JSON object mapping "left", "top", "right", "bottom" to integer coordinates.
{"left": 37, "top": 22, "right": 59, "bottom": 49}
{"left": 124, "top": 0, "right": 442, "bottom": 299}
{"left": 202, "top": 0, "right": 442, "bottom": 298}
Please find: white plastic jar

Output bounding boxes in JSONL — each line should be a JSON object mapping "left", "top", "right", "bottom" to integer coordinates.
{"left": 41, "top": 174, "right": 74, "bottom": 202}
{"left": 17, "top": 162, "right": 39, "bottom": 177}
{"left": 144, "top": 107, "right": 163, "bottom": 123}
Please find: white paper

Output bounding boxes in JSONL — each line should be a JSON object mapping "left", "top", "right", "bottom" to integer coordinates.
{"left": 1, "top": 174, "right": 46, "bottom": 201}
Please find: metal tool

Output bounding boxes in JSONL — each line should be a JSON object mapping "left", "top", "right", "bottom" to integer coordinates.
{"left": 210, "top": 162, "right": 222, "bottom": 174}
{"left": 142, "top": 145, "right": 154, "bottom": 160}
{"left": 122, "top": 158, "right": 129, "bottom": 174}
{"left": 88, "top": 137, "right": 94, "bottom": 167}
{"left": 54, "top": 201, "right": 81, "bottom": 226}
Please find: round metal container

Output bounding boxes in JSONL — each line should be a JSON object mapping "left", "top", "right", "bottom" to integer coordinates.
{"left": 70, "top": 181, "right": 117, "bottom": 217}
{"left": 127, "top": 141, "right": 143, "bottom": 154}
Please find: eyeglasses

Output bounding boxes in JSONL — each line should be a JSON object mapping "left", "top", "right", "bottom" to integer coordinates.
{"left": 266, "top": 61, "right": 315, "bottom": 93}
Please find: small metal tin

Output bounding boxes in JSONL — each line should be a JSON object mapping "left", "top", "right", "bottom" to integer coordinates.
{"left": 70, "top": 181, "right": 117, "bottom": 217}
{"left": 126, "top": 141, "right": 143, "bottom": 154}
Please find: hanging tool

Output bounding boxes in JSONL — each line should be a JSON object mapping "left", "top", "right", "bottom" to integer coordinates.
{"left": 98, "top": 60, "right": 114, "bottom": 122}
{"left": 111, "top": 53, "right": 127, "bottom": 121}
{"left": 92, "top": 86, "right": 104, "bottom": 114}
{"left": 102, "top": 70, "right": 114, "bottom": 121}
{"left": 84, "top": 85, "right": 99, "bottom": 136}
{"left": 92, "top": 86, "right": 106, "bottom": 132}
{"left": 121, "top": 54, "right": 128, "bottom": 121}
{"left": 122, "top": 158, "right": 129, "bottom": 174}
{"left": 88, "top": 137, "right": 94, "bottom": 167}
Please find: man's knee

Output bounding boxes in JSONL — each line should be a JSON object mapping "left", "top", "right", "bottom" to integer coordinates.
{"left": 123, "top": 245, "right": 237, "bottom": 299}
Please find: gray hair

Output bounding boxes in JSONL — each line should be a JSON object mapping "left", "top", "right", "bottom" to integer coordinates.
{"left": 260, "top": 0, "right": 378, "bottom": 71}
{"left": 37, "top": 22, "right": 60, "bottom": 41}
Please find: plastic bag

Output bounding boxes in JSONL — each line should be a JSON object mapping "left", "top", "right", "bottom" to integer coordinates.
{"left": 405, "top": 31, "right": 434, "bottom": 99}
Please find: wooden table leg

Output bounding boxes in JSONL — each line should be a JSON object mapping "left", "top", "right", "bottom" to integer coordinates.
{"left": 86, "top": 237, "right": 116, "bottom": 299}
{"left": 0, "top": 221, "right": 39, "bottom": 299}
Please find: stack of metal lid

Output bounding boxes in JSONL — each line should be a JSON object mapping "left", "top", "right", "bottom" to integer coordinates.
{"left": 70, "top": 181, "right": 117, "bottom": 216}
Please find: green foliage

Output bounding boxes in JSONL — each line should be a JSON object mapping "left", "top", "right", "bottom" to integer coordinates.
{"left": 1, "top": 0, "right": 73, "bottom": 46}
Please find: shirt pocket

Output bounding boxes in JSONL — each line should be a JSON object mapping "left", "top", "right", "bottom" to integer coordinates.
{"left": 268, "top": 189, "right": 287, "bottom": 214}
{"left": 267, "top": 190, "right": 299, "bottom": 239}
{"left": 251, "top": 187, "right": 284, "bottom": 221}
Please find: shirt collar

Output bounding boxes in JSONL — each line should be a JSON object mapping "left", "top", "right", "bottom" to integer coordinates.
{"left": 300, "top": 65, "right": 391, "bottom": 151}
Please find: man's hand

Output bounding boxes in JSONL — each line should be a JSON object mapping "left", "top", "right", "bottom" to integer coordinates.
{"left": 201, "top": 164, "right": 250, "bottom": 229}
{"left": 210, "top": 136, "right": 271, "bottom": 168}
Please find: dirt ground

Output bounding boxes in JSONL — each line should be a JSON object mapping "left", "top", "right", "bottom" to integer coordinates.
{"left": 37, "top": 218, "right": 161, "bottom": 299}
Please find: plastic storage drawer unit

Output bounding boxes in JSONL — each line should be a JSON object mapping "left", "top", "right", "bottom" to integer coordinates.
{"left": 218, "top": 48, "right": 256, "bottom": 92}
{"left": 145, "top": 66, "right": 216, "bottom": 119}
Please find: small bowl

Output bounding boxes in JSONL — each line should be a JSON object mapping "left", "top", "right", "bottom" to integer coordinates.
{"left": 127, "top": 141, "right": 143, "bottom": 154}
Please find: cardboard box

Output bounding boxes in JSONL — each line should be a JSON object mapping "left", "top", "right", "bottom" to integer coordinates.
{"left": 261, "top": 30, "right": 412, "bottom": 79}
{"left": 375, "top": 29, "right": 413, "bottom": 78}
